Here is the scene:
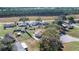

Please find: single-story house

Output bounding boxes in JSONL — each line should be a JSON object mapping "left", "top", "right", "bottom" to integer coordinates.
{"left": 17, "top": 21, "right": 48, "bottom": 27}
{"left": 17, "top": 22, "right": 29, "bottom": 27}
{"left": 2, "top": 33, "right": 16, "bottom": 44}
{"left": 4, "top": 24, "right": 15, "bottom": 29}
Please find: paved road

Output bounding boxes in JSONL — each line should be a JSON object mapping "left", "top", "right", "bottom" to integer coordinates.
{"left": 60, "top": 35, "right": 79, "bottom": 43}
{"left": 33, "top": 33, "right": 79, "bottom": 43}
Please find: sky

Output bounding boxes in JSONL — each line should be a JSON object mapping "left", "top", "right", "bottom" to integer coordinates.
{"left": 0, "top": 0, "right": 79, "bottom": 7}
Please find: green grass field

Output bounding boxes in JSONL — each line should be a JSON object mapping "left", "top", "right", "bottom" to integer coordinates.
{"left": 0, "top": 24, "right": 13, "bottom": 36}
{"left": 68, "top": 27, "right": 79, "bottom": 38}
{"left": 64, "top": 42, "right": 79, "bottom": 51}
{"left": 64, "top": 27, "right": 79, "bottom": 51}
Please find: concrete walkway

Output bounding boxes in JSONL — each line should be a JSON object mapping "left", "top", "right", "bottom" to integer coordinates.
{"left": 60, "top": 35, "right": 79, "bottom": 43}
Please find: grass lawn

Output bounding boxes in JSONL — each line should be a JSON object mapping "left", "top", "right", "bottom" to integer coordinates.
{"left": 68, "top": 27, "right": 79, "bottom": 38}
{"left": 0, "top": 24, "right": 14, "bottom": 36}
{"left": 64, "top": 42, "right": 79, "bottom": 51}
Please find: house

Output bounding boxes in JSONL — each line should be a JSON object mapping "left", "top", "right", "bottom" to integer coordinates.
{"left": 17, "top": 21, "right": 48, "bottom": 27}
{"left": 17, "top": 21, "right": 29, "bottom": 27}
{"left": 2, "top": 33, "right": 16, "bottom": 44}
{"left": 34, "top": 29, "right": 44, "bottom": 38}
{"left": 42, "top": 22, "right": 48, "bottom": 26}
{"left": 4, "top": 24, "right": 15, "bottom": 29}
{"left": 31, "top": 21, "right": 42, "bottom": 26}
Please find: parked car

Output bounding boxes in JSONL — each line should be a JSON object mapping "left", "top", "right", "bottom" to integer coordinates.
{"left": 68, "top": 24, "right": 74, "bottom": 29}
{"left": 21, "top": 42, "right": 28, "bottom": 51}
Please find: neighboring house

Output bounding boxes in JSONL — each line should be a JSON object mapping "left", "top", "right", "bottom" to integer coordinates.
{"left": 4, "top": 24, "right": 15, "bottom": 29}
{"left": 17, "top": 21, "right": 29, "bottom": 27}
{"left": 62, "top": 21, "right": 74, "bottom": 29}
{"left": 17, "top": 21, "right": 48, "bottom": 27}
{"left": 35, "top": 29, "right": 45, "bottom": 39}
{"left": 2, "top": 33, "right": 16, "bottom": 44}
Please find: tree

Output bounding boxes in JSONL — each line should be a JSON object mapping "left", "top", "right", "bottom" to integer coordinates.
{"left": 36, "top": 18, "right": 42, "bottom": 22}
{"left": 19, "top": 17, "right": 29, "bottom": 28}
{"left": 19, "top": 17, "right": 29, "bottom": 22}
{"left": 40, "top": 28, "right": 64, "bottom": 51}
{"left": 68, "top": 16, "right": 75, "bottom": 23}
{"left": 55, "top": 16, "right": 66, "bottom": 26}
{"left": 0, "top": 33, "right": 16, "bottom": 51}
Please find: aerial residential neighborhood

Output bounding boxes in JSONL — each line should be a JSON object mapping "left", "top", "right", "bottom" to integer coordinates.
{"left": 0, "top": 7, "right": 79, "bottom": 51}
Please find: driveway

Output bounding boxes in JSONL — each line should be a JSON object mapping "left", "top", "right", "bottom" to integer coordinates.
{"left": 60, "top": 35, "right": 79, "bottom": 43}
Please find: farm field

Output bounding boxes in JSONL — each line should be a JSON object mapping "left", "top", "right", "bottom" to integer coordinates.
{"left": 0, "top": 15, "right": 79, "bottom": 23}
{"left": 0, "top": 16, "right": 58, "bottom": 23}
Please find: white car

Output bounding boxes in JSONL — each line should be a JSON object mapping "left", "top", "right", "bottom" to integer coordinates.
{"left": 21, "top": 42, "right": 28, "bottom": 51}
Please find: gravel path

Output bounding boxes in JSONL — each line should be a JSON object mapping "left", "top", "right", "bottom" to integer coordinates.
{"left": 60, "top": 35, "right": 79, "bottom": 43}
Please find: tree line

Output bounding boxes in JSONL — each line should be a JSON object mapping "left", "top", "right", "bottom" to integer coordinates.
{"left": 0, "top": 7, "right": 79, "bottom": 17}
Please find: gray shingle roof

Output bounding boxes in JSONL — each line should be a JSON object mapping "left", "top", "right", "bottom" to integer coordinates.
{"left": 2, "top": 33, "right": 15, "bottom": 44}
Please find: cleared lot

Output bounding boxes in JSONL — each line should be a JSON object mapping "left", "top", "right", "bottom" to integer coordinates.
{"left": 0, "top": 16, "right": 57, "bottom": 22}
